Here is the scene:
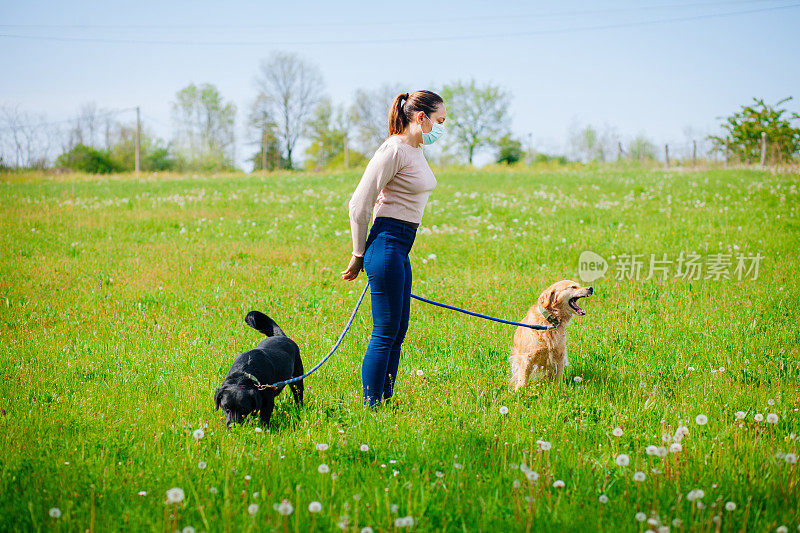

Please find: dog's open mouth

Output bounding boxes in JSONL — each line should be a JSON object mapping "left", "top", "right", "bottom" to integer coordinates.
{"left": 568, "top": 295, "right": 589, "bottom": 316}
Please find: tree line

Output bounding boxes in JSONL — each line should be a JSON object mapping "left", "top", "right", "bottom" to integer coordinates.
{"left": 1, "top": 51, "right": 798, "bottom": 172}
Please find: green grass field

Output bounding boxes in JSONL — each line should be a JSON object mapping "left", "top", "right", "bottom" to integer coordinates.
{"left": 1, "top": 166, "right": 799, "bottom": 532}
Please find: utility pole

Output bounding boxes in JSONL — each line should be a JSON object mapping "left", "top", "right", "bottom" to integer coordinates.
{"left": 261, "top": 128, "right": 267, "bottom": 172}
{"left": 664, "top": 144, "right": 669, "bottom": 169}
{"left": 760, "top": 132, "right": 767, "bottom": 168}
{"left": 617, "top": 141, "right": 623, "bottom": 161}
{"left": 135, "top": 106, "right": 141, "bottom": 174}
{"left": 692, "top": 140, "right": 697, "bottom": 169}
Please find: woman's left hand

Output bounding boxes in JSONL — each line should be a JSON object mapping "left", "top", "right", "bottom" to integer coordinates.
{"left": 340, "top": 255, "right": 364, "bottom": 281}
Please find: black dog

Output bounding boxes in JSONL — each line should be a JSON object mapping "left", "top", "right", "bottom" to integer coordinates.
{"left": 214, "top": 311, "right": 304, "bottom": 427}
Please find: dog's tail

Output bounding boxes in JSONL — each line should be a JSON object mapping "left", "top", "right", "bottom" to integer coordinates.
{"left": 245, "top": 311, "right": 287, "bottom": 337}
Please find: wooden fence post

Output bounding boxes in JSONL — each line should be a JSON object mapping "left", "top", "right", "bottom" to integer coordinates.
{"left": 760, "top": 132, "right": 767, "bottom": 168}
{"left": 664, "top": 144, "right": 669, "bottom": 169}
{"left": 692, "top": 140, "right": 697, "bottom": 169}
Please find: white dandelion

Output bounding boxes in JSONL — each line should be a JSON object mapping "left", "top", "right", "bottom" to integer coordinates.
{"left": 645, "top": 445, "right": 658, "bottom": 456}
{"left": 49, "top": 508, "right": 61, "bottom": 518}
{"left": 725, "top": 501, "right": 736, "bottom": 511}
{"left": 138, "top": 490, "right": 147, "bottom": 496}
{"left": 670, "top": 442, "right": 683, "bottom": 453}
{"left": 540, "top": 441, "right": 552, "bottom": 451}
{"left": 656, "top": 446, "right": 668, "bottom": 457}
{"left": 735, "top": 411, "right": 746, "bottom": 420}
{"left": 318, "top": 464, "right": 330, "bottom": 474}
{"left": 599, "top": 494, "right": 609, "bottom": 504}
{"left": 687, "top": 489, "right": 705, "bottom": 501}
{"left": 435, "top": 471, "right": 444, "bottom": 478}
{"left": 784, "top": 453, "right": 797, "bottom": 464}
{"left": 526, "top": 471, "right": 539, "bottom": 482}
{"left": 612, "top": 427, "right": 624, "bottom": 437}
{"left": 360, "top": 444, "right": 369, "bottom": 452}
{"left": 695, "top": 414, "right": 708, "bottom": 426}
{"left": 615, "top": 454, "right": 630, "bottom": 466}
{"left": 688, "top": 366, "right": 695, "bottom": 371}
{"left": 316, "top": 443, "right": 329, "bottom": 452}
{"left": 308, "top": 501, "right": 322, "bottom": 513}
{"left": 416, "top": 369, "right": 424, "bottom": 376}
{"left": 768, "top": 399, "right": 775, "bottom": 406}
{"left": 635, "top": 512, "right": 647, "bottom": 522}
{"left": 552, "top": 480, "right": 565, "bottom": 488}
{"left": 254, "top": 427, "right": 263, "bottom": 434}
{"left": 499, "top": 406, "right": 509, "bottom": 415}
{"left": 512, "top": 480, "right": 521, "bottom": 489}
{"left": 453, "top": 462, "right": 462, "bottom": 470}
{"left": 633, "top": 471, "right": 646, "bottom": 482}
{"left": 766, "top": 413, "right": 779, "bottom": 424}
{"left": 192, "top": 429, "right": 204, "bottom": 440}
{"left": 182, "top": 527, "right": 195, "bottom": 533}
{"left": 754, "top": 413, "right": 764, "bottom": 422}
{"left": 198, "top": 461, "right": 207, "bottom": 470}
{"left": 573, "top": 376, "right": 583, "bottom": 383}
{"left": 394, "top": 516, "right": 414, "bottom": 527}
{"left": 166, "top": 487, "right": 185, "bottom": 504}
{"left": 361, "top": 528, "right": 374, "bottom": 533}
{"left": 248, "top": 503, "right": 259, "bottom": 516}
{"left": 273, "top": 500, "right": 293, "bottom": 516}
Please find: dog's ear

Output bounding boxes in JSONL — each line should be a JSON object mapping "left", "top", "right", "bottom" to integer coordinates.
{"left": 538, "top": 287, "right": 557, "bottom": 310}
{"left": 214, "top": 387, "right": 223, "bottom": 411}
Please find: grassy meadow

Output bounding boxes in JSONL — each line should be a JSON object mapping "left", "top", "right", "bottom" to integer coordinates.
{"left": 1, "top": 165, "right": 799, "bottom": 532}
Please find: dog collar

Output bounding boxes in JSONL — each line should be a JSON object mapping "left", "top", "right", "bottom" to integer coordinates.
{"left": 242, "top": 372, "right": 276, "bottom": 390}
{"left": 537, "top": 304, "right": 560, "bottom": 327}
{"left": 242, "top": 372, "right": 265, "bottom": 388}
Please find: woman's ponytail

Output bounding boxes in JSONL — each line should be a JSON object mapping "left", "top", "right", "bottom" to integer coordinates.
{"left": 388, "top": 93, "right": 410, "bottom": 135}
{"left": 386, "top": 90, "right": 443, "bottom": 137}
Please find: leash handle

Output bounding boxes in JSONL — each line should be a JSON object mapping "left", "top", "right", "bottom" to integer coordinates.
{"left": 409, "top": 293, "right": 553, "bottom": 331}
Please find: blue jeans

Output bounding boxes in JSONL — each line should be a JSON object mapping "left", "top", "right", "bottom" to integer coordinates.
{"left": 361, "top": 217, "right": 417, "bottom": 407}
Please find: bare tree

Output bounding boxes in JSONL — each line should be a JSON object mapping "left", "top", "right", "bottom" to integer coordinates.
{"left": 440, "top": 79, "right": 511, "bottom": 165}
{"left": 347, "top": 83, "right": 405, "bottom": 156}
{"left": 254, "top": 51, "right": 324, "bottom": 169}
{"left": 0, "top": 104, "right": 54, "bottom": 168}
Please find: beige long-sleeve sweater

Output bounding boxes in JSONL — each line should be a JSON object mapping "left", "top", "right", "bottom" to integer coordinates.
{"left": 347, "top": 135, "right": 437, "bottom": 257}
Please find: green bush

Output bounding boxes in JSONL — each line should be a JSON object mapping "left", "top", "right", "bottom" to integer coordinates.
{"left": 55, "top": 144, "right": 119, "bottom": 174}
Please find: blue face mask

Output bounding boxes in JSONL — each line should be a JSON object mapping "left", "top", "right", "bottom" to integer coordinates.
{"left": 422, "top": 114, "right": 445, "bottom": 145}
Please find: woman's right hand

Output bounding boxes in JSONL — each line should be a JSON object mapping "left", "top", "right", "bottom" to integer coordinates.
{"left": 340, "top": 255, "right": 364, "bottom": 281}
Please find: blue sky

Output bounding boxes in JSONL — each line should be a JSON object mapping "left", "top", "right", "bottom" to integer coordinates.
{"left": 1, "top": 0, "right": 799, "bottom": 167}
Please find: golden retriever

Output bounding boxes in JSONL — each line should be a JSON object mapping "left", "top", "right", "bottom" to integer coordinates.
{"left": 509, "top": 280, "right": 593, "bottom": 389}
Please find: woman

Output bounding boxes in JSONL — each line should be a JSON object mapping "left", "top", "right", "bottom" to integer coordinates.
{"left": 340, "top": 90, "right": 447, "bottom": 408}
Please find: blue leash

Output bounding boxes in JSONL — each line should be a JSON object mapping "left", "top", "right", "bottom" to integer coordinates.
{"left": 261, "top": 281, "right": 551, "bottom": 389}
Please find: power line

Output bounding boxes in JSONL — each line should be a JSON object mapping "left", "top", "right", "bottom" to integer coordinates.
{"left": 0, "top": 107, "right": 137, "bottom": 131}
{"left": 0, "top": 0, "right": 781, "bottom": 31}
{"left": 141, "top": 112, "right": 171, "bottom": 129}
{"left": 0, "top": 3, "right": 797, "bottom": 47}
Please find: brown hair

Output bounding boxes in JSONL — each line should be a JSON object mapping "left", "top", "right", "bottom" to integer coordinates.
{"left": 388, "top": 90, "right": 444, "bottom": 136}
